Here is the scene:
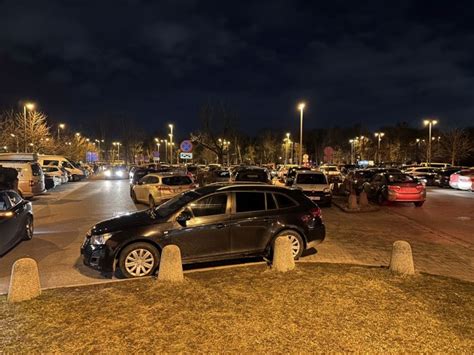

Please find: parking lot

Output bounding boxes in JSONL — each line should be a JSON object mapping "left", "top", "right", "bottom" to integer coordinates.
{"left": 0, "top": 179, "right": 472, "bottom": 294}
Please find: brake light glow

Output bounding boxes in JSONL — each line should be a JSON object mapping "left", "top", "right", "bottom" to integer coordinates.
{"left": 388, "top": 185, "right": 400, "bottom": 191}
{"left": 416, "top": 184, "right": 424, "bottom": 191}
{"left": 301, "top": 207, "right": 322, "bottom": 223}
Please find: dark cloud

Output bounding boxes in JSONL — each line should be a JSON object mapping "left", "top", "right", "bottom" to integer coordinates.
{"left": 0, "top": 0, "right": 473, "bottom": 136}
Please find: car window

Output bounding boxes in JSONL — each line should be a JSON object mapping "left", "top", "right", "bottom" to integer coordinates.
{"left": 235, "top": 192, "right": 266, "bottom": 213}
{"left": 235, "top": 170, "right": 268, "bottom": 182}
{"left": 162, "top": 176, "right": 192, "bottom": 185}
{"left": 42, "top": 166, "right": 58, "bottom": 173}
{"left": 31, "top": 163, "right": 43, "bottom": 176}
{"left": 388, "top": 174, "right": 414, "bottom": 183}
{"left": 296, "top": 173, "right": 326, "bottom": 184}
{"left": 148, "top": 176, "right": 159, "bottom": 184}
{"left": 44, "top": 160, "right": 59, "bottom": 166}
{"left": 7, "top": 191, "right": 22, "bottom": 206}
{"left": 266, "top": 193, "right": 277, "bottom": 210}
{"left": 190, "top": 193, "right": 228, "bottom": 217}
{"left": 274, "top": 193, "right": 297, "bottom": 209}
{"left": 0, "top": 193, "right": 11, "bottom": 210}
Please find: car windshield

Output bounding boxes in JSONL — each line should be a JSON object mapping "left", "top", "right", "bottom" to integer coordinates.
{"left": 42, "top": 167, "right": 57, "bottom": 172}
{"left": 162, "top": 176, "right": 192, "bottom": 185}
{"left": 387, "top": 174, "right": 415, "bottom": 183}
{"left": 323, "top": 167, "right": 338, "bottom": 171}
{"left": 154, "top": 190, "right": 201, "bottom": 218}
{"left": 296, "top": 174, "right": 326, "bottom": 184}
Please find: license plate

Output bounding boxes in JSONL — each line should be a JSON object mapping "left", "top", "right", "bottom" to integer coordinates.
{"left": 310, "top": 196, "right": 320, "bottom": 200}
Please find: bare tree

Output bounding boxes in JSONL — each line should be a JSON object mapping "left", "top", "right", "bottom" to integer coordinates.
{"left": 190, "top": 103, "right": 237, "bottom": 164}
{"left": 440, "top": 128, "right": 474, "bottom": 165}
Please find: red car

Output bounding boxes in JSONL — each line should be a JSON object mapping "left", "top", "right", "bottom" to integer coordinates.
{"left": 364, "top": 173, "right": 426, "bottom": 207}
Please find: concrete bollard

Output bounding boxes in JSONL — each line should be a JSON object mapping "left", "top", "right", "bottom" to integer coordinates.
{"left": 158, "top": 245, "right": 184, "bottom": 282}
{"left": 272, "top": 236, "right": 295, "bottom": 272}
{"left": 359, "top": 190, "right": 369, "bottom": 207}
{"left": 389, "top": 241, "right": 415, "bottom": 275}
{"left": 8, "top": 258, "right": 41, "bottom": 303}
{"left": 348, "top": 193, "right": 358, "bottom": 210}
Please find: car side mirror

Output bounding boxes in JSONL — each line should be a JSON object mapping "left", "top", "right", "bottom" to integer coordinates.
{"left": 176, "top": 210, "right": 192, "bottom": 227}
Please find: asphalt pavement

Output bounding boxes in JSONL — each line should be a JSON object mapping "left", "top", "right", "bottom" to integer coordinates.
{"left": 0, "top": 180, "right": 472, "bottom": 294}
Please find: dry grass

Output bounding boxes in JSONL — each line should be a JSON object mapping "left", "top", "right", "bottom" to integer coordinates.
{"left": 1, "top": 263, "right": 473, "bottom": 352}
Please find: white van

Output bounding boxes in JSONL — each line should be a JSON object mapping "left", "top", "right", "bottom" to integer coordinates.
{"left": 0, "top": 153, "right": 46, "bottom": 198}
{"left": 37, "top": 155, "right": 86, "bottom": 181}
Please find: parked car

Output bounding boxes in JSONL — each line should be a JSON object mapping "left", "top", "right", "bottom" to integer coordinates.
{"left": 292, "top": 171, "right": 332, "bottom": 206}
{"left": 81, "top": 184, "right": 325, "bottom": 278}
{"left": 232, "top": 167, "right": 272, "bottom": 184}
{"left": 404, "top": 167, "right": 439, "bottom": 186}
{"left": 285, "top": 167, "right": 312, "bottom": 186}
{"left": 449, "top": 169, "right": 474, "bottom": 191}
{"left": 43, "top": 173, "right": 62, "bottom": 190}
{"left": 131, "top": 173, "right": 196, "bottom": 207}
{"left": 129, "top": 167, "right": 157, "bottom": 197}
{"left": 0, "top": 190, "right": 33, "bottom": 255}
{"left": 319, "top": 165, "right": 343, "bottom": 184}
{"left": 434, "top": 167, "right": 463, "bottom": 188}
{"left": 198, "top": 169, "right": 231, "bottom": 186}
{"left": 42, "top": 166, "right": 68, "bottom": 184}
{"left": 38, "top": 155, "right": 86, "bottom": 181}
{"left": 0, "top": 158, "right": 45, "bottom": 198}
{"left": 363, "top": 173, "right": 426, "bottom": 206}
{"left": 343, "top": 168, "right": 402, "bottom": 194}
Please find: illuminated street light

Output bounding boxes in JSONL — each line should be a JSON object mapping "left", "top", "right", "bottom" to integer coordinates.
{"left": 423, "top": 119, "right": 438, "bottom": 165}
{"left": 168, "top": 124, "right": 174, "bottom": 164}
{"left": 23, "top": 102, "right": 35, "bottom": 152}
{"left": 161, "top": 139, "right": 168, "bottom": 163}
{"left": 57, "top": 123, "right": 65, "bottom": 140}
{"left": 297, "top": 102, "right": 305, "bottom": 165}
{"left": 374, "top": 132, "right": 385, "bottom": 164}
{"left": 10, "top": 133, "right": 19, "bottom": 152}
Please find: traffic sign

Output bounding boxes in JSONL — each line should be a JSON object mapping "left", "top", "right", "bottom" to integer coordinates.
{"left": 303, "top": 154, "right": 309, "bottom": 163}
{"left": 180, "top": 140, "right": 193, "bottom": 153}
{"left": 180, "top": 152, "right": 193, "bottom": 160}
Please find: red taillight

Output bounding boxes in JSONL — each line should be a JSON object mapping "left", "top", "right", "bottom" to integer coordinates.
{"left": 301, "top": 207, "right": 322, "bottom": 223}
{"left": 388, "top": 185, "right": 400, "bottom": 191}
{"left": 29, "top": 180, "right": 35, "bottom": 186}
{"left": 416, "top": 184, "right": 424, "bottom": 191}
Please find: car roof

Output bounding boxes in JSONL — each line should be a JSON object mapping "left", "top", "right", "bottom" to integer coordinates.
{"left": 295, "top": 171, "right": 324, "bottom": 175}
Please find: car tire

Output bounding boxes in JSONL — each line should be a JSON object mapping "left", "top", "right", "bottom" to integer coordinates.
{"left": 131, "top": 190, "right": 138, "bottom": 203}
{"left": 118, "top": 242, "right": 160, "bottom": 278}
{"left": 377, "top": 193, "right": 385, "bottom": 206}
{"left": 414, "top": 201, "right": 424, "bottom": 207}
{"left": 23, "top": 215, "right": 34, "bottom": 240}
{"left": 271, "top": 230, "right": 304, "bottom": 260}
{"left": 149, "top": 195, "right": 156, "bottom": 208}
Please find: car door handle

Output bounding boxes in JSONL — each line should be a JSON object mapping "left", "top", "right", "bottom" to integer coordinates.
{"left": 216, "top": 223, "right": 225, "bottom": 229}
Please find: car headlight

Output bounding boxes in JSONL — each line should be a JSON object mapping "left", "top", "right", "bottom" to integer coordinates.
{"left": 115, "top": 170, "right": 124, "bottom": 177}
{"left": 104, "top": 170, "right": 111, "bottom": 177}
{"left": 90, "top": 233, "right": 114, "bottom": 245}
{"left": 323, "top": 187, "right": 331, "bottom": 193}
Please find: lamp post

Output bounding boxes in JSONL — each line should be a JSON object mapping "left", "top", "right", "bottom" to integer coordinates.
{"left": 23, "top": 102, "right": 35, "bottom": 152}
{"left": 10, "top": 134, "right": 18, "bottom": 153}
{"left": 57, "top": 123, "right": 65, "bottom": 140}
{"left": 374, "top": 132, "right": 385, "bottom": 164}
{"left": 168, "top": 124, "right": 174, "bottom": 164}
{"left": 423, "top": 119, "right": 438, "bottom": 165}
{"left": 154, "top": 138, "right": 161, "bottom": 162}
{"left": 349, "top": 139, "right": 355, "bottom": 165}
{"left": 160, "top": 139, "right": 168, "bottom": 163}
{"left": 113, "top": 142, "right": 121, "bottom": 162}
{"left": 297, "top": 103, "right": 305, "bottom": 166}
{"left": 284, "top": 132, "right": 290, "bottom": 166}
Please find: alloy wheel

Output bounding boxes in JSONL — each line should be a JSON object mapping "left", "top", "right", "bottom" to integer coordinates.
{"left": 124, "top": 249, "right": 155, "bottom": 277}
{"left": 279, "top": 233, "right": 301, "bottom": 258}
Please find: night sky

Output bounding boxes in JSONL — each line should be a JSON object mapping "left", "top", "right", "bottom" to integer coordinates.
{"left": 1, "top": 0, "right": 473, "bottom": 135}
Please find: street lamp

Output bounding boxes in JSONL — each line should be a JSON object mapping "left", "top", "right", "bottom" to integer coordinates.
{"left": 423, "top": 119, "right": 438, "bottom": 165}
{"left": 57, "top": 123, "right": 65, "bottom": 140}
{"left": 284, "top": 132, "right": 291, "bottom": 166}
{"left": 10, "top": 133, "right": 19, "bottom": 153}
{"left": 112, "top": 142, "right": 121, "bottom": 162}
{"left": 23, "top": 102, "right": 35, "bottom": 152}
{"left": 297, "top": 102, "right": 305, "bottom": 166}
{"left": 160, "top": 139, "right": 168, "bottom": 164}
{"left": 168, "top": 124, "right": 174, "bottom": 164}
{"left": 374, "top": 132, "right": 385, "bottom": 164}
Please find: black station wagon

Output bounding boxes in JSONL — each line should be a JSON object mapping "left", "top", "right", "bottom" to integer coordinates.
{"left": 81, "top": 183, "right": 325, "bottom": 278}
